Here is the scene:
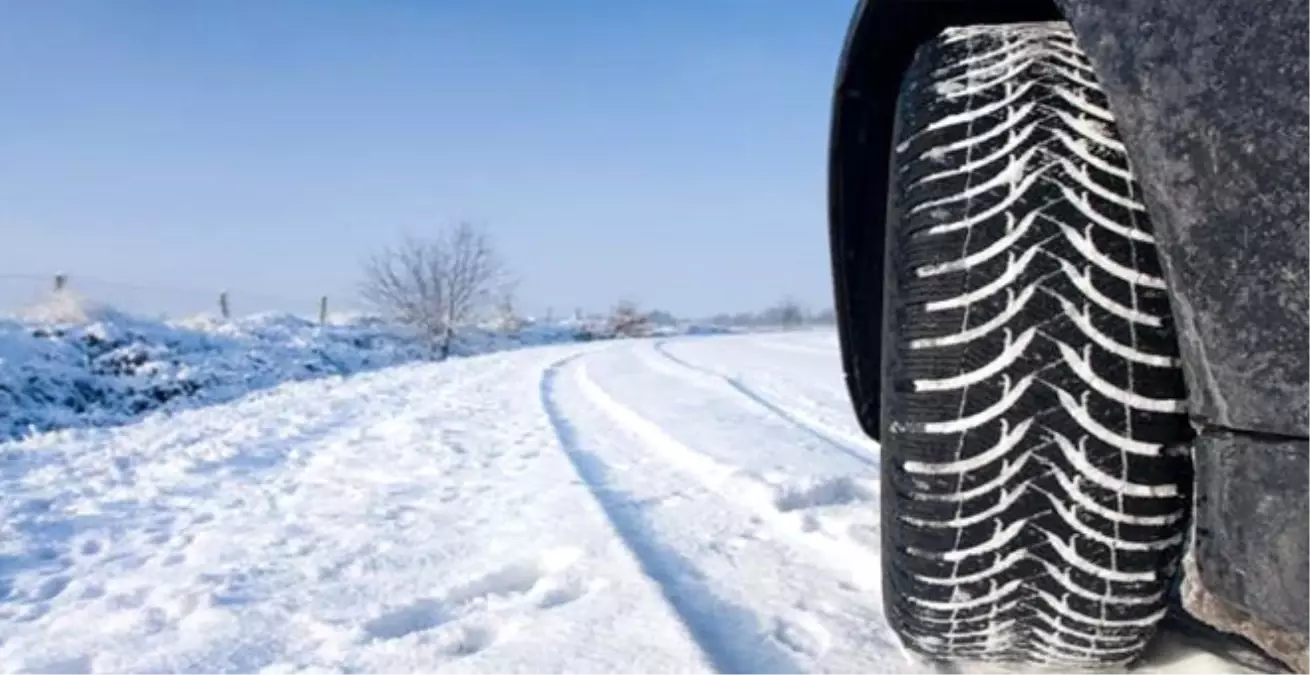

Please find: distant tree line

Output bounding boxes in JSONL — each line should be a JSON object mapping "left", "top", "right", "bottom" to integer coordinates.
{"left": 701, "top": 298, "right": 836, "bottom": 329}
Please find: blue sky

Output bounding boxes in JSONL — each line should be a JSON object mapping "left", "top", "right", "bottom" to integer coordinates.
{"left": 0, "top": 1, "right": 857, "bottom": 318}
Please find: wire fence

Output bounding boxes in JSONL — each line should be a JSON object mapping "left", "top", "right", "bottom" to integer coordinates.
{"left": 1, "top": 273, "right": 837, "bottom": 329}
{"left": 0, "top": 272, "right": 366, "bottom": 322}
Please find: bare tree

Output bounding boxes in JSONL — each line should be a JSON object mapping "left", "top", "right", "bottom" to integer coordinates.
{"left": 608, "top": 298, "right": 652, "bottom": 338}
{"left": 492, "top": 280, "right": 524, "bottom": 333}
{"left": 773, "top": 297, "right": 805, "bottom": 330}
{"left": 359, "top": 222, "right": 507, "bottom": 357}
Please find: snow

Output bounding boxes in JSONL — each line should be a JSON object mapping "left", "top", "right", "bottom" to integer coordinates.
{"left": 0, "top": 331, "right": 1262, "bottom": 674}
{"left": 0, "top": 295, "right": 722, "bottom": 443}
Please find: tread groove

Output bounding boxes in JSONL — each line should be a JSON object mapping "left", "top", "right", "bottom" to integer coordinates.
{"left": 880, "top": 21, "right": 1191, "bottom": 669}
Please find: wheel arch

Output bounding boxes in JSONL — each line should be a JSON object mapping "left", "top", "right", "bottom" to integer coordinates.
{"left": 827, "top": 0, "right": 1309, "bottom": 441}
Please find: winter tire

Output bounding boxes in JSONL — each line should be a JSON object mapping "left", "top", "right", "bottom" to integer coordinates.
{"left": 881, "top": 21, "right": 1192, "bottom": 669}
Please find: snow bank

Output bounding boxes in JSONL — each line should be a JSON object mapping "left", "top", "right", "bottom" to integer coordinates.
{"left": 0, "top": 293, "right": 733, "bottom": 443}
{"left": 1, "top": 314, "right": 412, "bottom": 442}
{"left": 0, "top": 305, "right": 583, "bottom": 443}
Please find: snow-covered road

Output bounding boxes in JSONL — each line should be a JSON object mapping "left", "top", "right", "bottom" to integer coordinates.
{"left": 0, "top": 332, "right": 1259, "bottom": 674}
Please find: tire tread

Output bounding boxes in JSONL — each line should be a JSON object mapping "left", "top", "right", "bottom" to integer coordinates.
{"left": 881, "top": 21, "right": 1192, "bottom": 669}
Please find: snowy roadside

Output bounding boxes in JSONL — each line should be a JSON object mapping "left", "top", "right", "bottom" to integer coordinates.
{"left": 0, "top": 344, "right": 711, "bottom": 674}
{"left": 0, "top": 300, "right": 726, "bottom": 444}
{"left": 0, "top": 333, "right": 1259, "bottom": 674}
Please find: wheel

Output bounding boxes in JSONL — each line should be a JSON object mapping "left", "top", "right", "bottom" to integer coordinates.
{"left": 880, "top": 21, "right": 1193, "bottom": 669}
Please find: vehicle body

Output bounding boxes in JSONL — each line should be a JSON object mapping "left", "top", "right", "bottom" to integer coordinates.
{"left": 826, "top": 0, "right": 1308, "bottom": 670}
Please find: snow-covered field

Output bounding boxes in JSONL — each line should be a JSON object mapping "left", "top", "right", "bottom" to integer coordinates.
{"left": 0, "top": 332, "right": 1261, "bottom": 674}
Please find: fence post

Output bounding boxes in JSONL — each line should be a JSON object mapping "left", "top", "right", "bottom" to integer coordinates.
{"left": 219, "top": 290, "right": 230, "bottom": 319}
{"left": 319, "top": 295, "right": 328, "bottom": 325}
{"left": 53, "top": 273, "right": 67, "bottom": 292}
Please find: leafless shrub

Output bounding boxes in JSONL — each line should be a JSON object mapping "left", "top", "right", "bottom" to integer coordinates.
{"left": 773, "top": 297, "right": 805, "bottom": 330}
{"left": 359, "top": 222, "right": 507, "bottom": 357}
{"left": 491, "top": 281, "right": 524, "bottom": 333}
{"left": 608, "top": 299, "right": 652, "bottom": 338}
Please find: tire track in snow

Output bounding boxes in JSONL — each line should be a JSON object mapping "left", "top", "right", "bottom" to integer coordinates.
{"left": 539, "top": 356, "right": 805, "bottom": 675}
{"left": 649, "top": 341, "right": 878, "bottom": 469}
{"left": 568, "top": 360, "right": 884, "bottom": 590}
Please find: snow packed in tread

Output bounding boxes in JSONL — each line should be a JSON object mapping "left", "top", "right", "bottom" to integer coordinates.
{"left": 881, "top": 21, "right": 1193, "bottom": 670}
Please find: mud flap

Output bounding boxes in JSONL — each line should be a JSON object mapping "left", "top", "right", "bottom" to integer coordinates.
{"left": 1181, "top": 430, "right": 1310, "bottom": 673}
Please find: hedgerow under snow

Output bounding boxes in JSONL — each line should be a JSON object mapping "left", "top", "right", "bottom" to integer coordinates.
{"left": 0, "top": 294, "right": 657, "bottom": 443}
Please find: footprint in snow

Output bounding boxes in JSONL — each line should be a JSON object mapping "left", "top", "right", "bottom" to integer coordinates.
{"left": 773, "top": 475, "right": 876, "bottom": 513}
{"left": 14, "top": 602, "right": 50, "bottom": 623}
{"left": 18, "top": 497, "right": 55, "bottom": 514}
{"left": 445, "top": 620, "right": 506, "bottom": 656}
{"left": 35, "top": 575, "right": 71, "bottom": 602}
{"left": 106, "top": 587, "right": 152, "bottom": 611}
{"left": 534, "top": 575, "right": 592, "bottom": 609}
{"left": 32, "top": 546, "right": 60, "bottom": 563}
{"left": 361, "top": 547, "right": 588, "bottom": 643}
{"left": 362, "top": 597, "right": 452, "bottom": 641}
{"left": 774, "top": 612, "right": 832, "bottom": 658}
{"left": 78, "top": 538, "right": 104, "bottom": 557}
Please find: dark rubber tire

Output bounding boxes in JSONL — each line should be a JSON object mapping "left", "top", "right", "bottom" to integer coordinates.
{"left": 880, "top": 21, "right": 1193, "bottom": 669}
